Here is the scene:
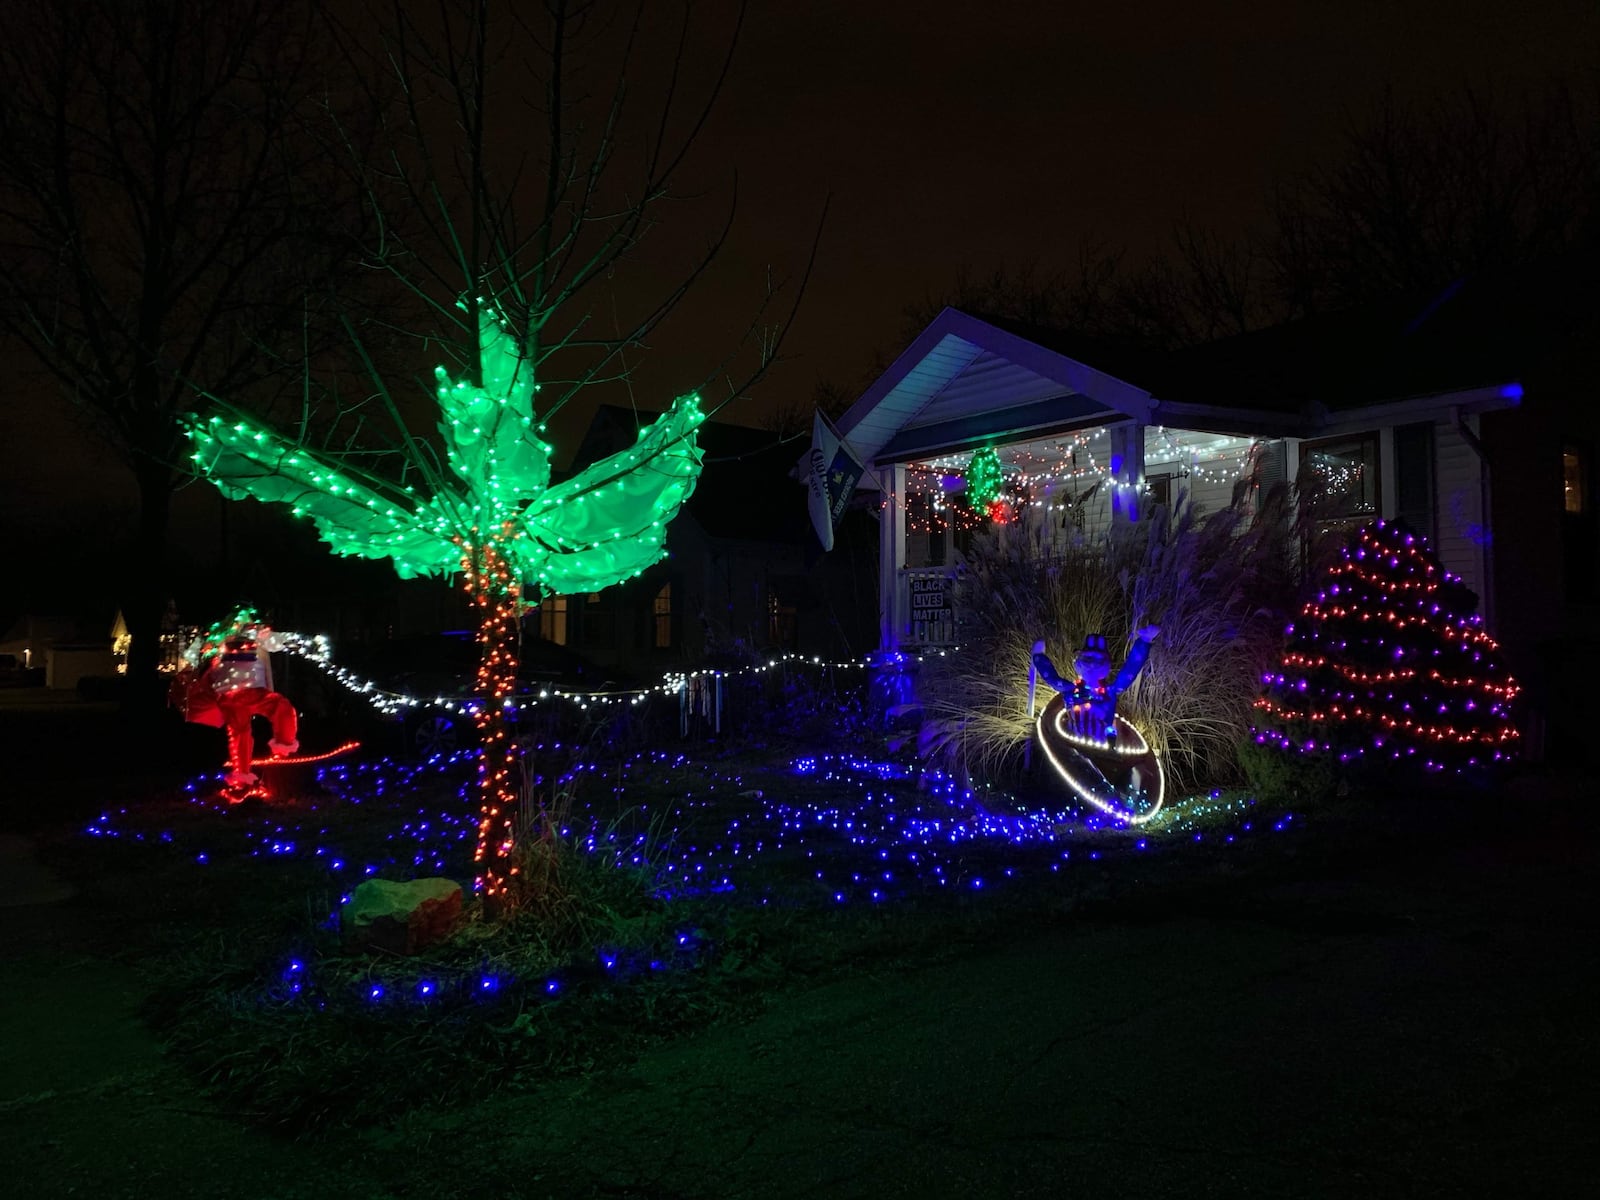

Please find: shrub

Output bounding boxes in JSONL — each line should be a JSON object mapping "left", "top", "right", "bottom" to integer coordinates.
{"left": 917, "top": 485, "right": 1299, "bottom": 793}
{"left": 1236, "top": 731, "right": 1341, "bottom": 804}
{"left": 1250, "top": 519, "right": 1520, "bottom": 777}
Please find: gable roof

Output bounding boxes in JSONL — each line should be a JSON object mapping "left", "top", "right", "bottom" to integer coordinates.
{"left": 832, "top": 308, "right": 1155, "bottom": 465}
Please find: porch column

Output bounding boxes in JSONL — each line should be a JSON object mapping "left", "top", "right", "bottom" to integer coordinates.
{"left": 878, "top": 461, "right": 906, "bottom": 651}
{"left": 1109, "top": 421, "right": 1146, "bottom": 522}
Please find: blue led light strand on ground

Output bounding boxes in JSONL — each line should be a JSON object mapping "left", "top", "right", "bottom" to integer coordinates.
{"left": 85, "top": 745, "right": 1294, "bottom": 1011}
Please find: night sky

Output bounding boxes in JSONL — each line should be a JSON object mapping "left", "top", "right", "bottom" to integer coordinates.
{"left": 4, "top": 0, "right": 1597, "bottom": 601}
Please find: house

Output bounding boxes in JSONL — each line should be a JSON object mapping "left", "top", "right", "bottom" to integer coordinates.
{"left": 833, "top": 265, "right": 1600, "bottom": 757}
{"left": 0, "top": 612, "right": 117, "bottom": 687}
{"left": 536, "top": 406, "right": 877, "bottom": 672}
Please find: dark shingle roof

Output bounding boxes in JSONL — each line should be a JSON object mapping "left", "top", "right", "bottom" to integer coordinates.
{"left": 572, "top": 406, "right": 810, "bottom": 544}
{"left": 970, "top": 259, "right": 1599, "bottom": 414}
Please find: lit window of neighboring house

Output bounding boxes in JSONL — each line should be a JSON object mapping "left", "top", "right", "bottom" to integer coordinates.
{"left": 653, "top": 583, "right": 672, "bottom": 649}
{"left": 539, "top": 594, "right": 568, "bottom": 646}
{"left": 1563, "top": 441, "right": 1595, "bottom": 600}
{"left": 768, "top": 592, "right": 798, "bottom": 649}
{"left": 1564, "top": 444, "right": 1587, "bottom": 514}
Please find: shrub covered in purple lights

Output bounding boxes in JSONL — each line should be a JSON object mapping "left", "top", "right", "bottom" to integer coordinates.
{"left": 1249, "top": 520, "right": 1519, "bottom": 776}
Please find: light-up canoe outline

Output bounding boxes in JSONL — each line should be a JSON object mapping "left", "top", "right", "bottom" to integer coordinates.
{"left": 1035, "top": 693, "right": 1165, "bottom": 824}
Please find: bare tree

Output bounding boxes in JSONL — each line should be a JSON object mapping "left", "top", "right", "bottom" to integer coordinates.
{"left": 903, "top": 243, "right": 1129, "bottom": 343}
{"left": 759, "top": 377, "right": 856, "bottom": 440}
{"left": 317, "top": 0, "right": 814, "bottom": 425}
{"left": 1268, "top": 83, "right": 1600, "bottom": 316}
{"left": 899, "top": 82, "right": 1599, "bottom": 363}
{"left": 1169, "top": 221, "right": 1269, "bottom": 340}
{"left": 181, "top": 0, "right": 817, "bottom": 904}
{"left": 901, "top": 231, "right": 1266, "bottom": 354}
{"left": 0, "top": 0, "right": 359, "bottom": 705}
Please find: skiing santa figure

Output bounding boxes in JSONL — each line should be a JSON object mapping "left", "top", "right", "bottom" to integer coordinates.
{"left": 173, "top": 607, "right": 299, "bottom": 788}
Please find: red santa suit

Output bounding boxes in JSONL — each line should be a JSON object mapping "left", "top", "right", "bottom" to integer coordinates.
{"left": 201, "top": 630, "right": 298, "bottom": 785}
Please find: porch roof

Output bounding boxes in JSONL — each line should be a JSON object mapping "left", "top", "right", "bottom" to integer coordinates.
{"left": 832, "top": 309, "right": 1155, "bottom": 466}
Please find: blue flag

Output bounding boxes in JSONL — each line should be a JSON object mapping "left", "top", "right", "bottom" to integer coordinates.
{"left": 806, "top": 411, "right": 864, "bottom": 552}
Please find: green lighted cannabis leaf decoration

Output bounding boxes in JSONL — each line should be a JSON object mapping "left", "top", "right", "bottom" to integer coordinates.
{"left": 182, "top": 308, "right": 705, "bottom": 595}
{"left": 966, "top": 445, "right": 1003, "bottom": 510}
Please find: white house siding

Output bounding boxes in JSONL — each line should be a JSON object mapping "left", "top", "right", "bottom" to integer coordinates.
{"left": 1434, "top": 415, "right": 1489, "bottom": 608}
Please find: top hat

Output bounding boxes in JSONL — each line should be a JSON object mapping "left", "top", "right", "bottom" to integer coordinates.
{"left": 1079, "top": 634, "right": 1109, "bottom": 657}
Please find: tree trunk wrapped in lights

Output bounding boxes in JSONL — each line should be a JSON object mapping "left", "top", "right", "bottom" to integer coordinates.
{"left": 183, "top": 307, "right": 704, "bottom": 899}
{"left": 1250, "top": 519, "right": 1519, "bottom": 775}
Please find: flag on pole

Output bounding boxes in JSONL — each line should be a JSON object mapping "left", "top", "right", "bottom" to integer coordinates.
{"left": 806, "top": 411, "right": 865, "bottom": 552}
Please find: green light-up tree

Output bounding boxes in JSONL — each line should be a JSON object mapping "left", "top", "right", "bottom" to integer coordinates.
{"left": 185, "top": 308, "right": 706, "bottom": 898}
{"left": 180, "top": 0, "right": 808, "bottom": 903}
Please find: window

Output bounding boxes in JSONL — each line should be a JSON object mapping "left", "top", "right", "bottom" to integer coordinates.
{"left": 767, "top": 594, "right": 798, "bottom": 649}
{"left": 905, "top": 491, "right": 948, "bottom": 568}
{"left": 538, "top": 595, "right": 568, "bottom": 646}
{"left": 1301, "top": 433, "right": 1380, "bottom": 531}
{"left": 1564, "top": 442, "right": 1595, "bottom": 600}
{"left": 1146, "top": 473, "right": 1174, "bottom": 508}
{"left": 653, "top": 583, "right": 672, "bottom": 649}
{"left": 767, "top": 579, "right": 807, "bottom": 650}
{"left": 1565, "top": 445, "right": 1587, "bottom": 514}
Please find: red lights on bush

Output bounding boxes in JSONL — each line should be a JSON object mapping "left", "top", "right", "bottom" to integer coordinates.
{"left": 1251, "top": 520, "right": 1519, "bottom": 773}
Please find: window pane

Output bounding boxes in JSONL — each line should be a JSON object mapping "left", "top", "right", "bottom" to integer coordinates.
{"left": 1565, "top": 447, "right": 1586, "bottom": 514}
{"left": 1303, "top": 435, "right": 1379, "bottom": 522}
{"left": 539, "top": 596, "right": 568, "bottom": 646}
{"left": 653, "top": 583, "right": 671, "bottom": 649}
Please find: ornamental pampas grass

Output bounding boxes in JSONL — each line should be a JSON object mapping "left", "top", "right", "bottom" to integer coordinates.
{"left": 916, "top": 485, "right": 1298, "bottom": 793}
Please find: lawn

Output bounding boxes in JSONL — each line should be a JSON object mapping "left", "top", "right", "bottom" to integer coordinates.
{"left": 8, "top": 683, "right": 1597, "bottom": 1200}
{"left": 45, "top": 698, "right": 1298, "bottom": 1134}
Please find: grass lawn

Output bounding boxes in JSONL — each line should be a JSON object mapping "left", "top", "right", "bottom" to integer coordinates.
{"left": 10, "top": 696, "right": 1589, "bottom": 1198}
{"left": 27, "top": 714, "right": 1296, "bottom": 1135}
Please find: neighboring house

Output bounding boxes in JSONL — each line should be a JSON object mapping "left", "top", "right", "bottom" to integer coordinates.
{"left": 833, "top": 265, "right": 1600, "bottom": 757}
{"left": 0, "top": 614, "right": 83, "bottom": 670}
{"left": 538, "top": 406, "right": 876, "bottom": 672}
{"left": 0, "top": 612, "right": 117, "bottom": 687}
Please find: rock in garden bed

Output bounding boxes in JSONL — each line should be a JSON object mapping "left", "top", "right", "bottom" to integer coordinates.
{"left": 341, "top": 877, "right": 463, "bottom": 955}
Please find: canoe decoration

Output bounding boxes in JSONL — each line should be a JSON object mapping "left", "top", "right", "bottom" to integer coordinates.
{"left": 1035, "top": 692, "right": 1165, "bottom": 825}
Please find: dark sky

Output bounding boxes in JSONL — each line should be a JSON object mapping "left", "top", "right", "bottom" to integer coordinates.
{"left": 641, "top": 0, "right": 1599, "bottom": 424}
{"left": 5, "top": 0, "right": 1598, "bottom": 584}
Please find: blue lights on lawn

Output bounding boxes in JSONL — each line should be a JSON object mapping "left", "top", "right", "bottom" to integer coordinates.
{"left": 84, "top": 743, "right": 1291, "bottom": 1015}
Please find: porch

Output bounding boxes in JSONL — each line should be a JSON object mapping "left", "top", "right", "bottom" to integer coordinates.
{"left": 826, "top": 307, "right": 1517, "bottom": 654}
{"left": 889, "top": 424, "right": 1288, "bottom": 647}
